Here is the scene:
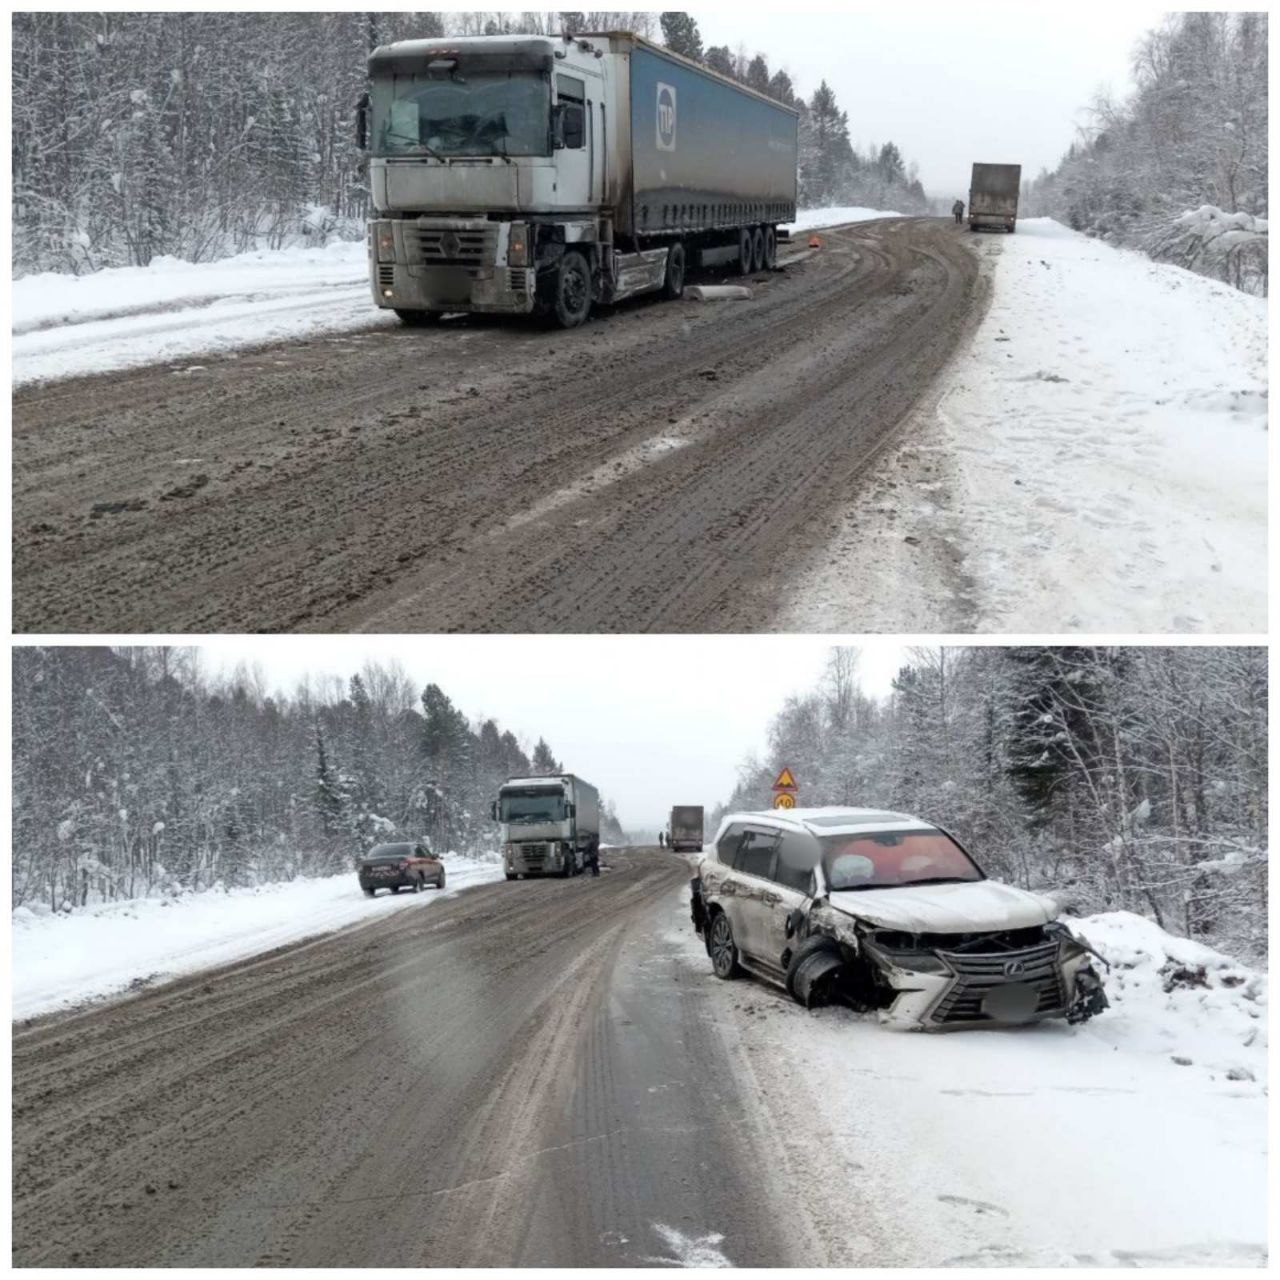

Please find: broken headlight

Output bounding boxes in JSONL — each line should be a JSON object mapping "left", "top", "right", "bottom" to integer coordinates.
{"left": 865, "top": 937, "right": 950, "bottom": 975}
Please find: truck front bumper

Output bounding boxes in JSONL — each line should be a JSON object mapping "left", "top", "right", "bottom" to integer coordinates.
{"left": 370, "top": 217, "right": 536, "bottom": 315}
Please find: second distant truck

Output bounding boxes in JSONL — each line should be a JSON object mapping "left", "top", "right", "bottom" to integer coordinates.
{"left": 968, "top": 162, "right": 1022, "bottom": 233}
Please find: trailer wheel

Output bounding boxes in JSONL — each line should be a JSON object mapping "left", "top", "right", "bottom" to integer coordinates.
{"left": 394, "top": 309, "right": 441, "bottom": 326}
{"left": 761, "top": 225, "right": 777, "bottom": 270}
{"left": 736, "top": 228, "right": 755, "bottom": 276}
{"left": 751, "top": 227, "right": 766, "bottom": 275}
{"left": 551, "top": 251, "right": 592, "bottom": 328}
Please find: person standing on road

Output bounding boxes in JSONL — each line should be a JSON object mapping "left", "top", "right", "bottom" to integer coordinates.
{"left": 586, "top": 843, "right": 600, "bottom": 876}
{"left": 658, "top": 830, "right": 666, "bottom": 848}
{"left": 952, "top": 199, "right": 965, "bottom": 224}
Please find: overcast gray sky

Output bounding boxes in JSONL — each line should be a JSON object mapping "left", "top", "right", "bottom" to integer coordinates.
{"left": 697, "top": 5, "right": 1167, "bottom": 195}
{"left": 202, "top": 637, "right": 908, "bottom": 831}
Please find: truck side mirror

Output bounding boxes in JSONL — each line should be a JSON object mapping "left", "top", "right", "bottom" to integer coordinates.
{"left": 355, "top": 91, "right": 370, "bottom": 151}
{"left": 489, "top": 800, "right": 497, "bottom": 821}
{"left": 566, "top": 802, "right": 576, "bottom": 818}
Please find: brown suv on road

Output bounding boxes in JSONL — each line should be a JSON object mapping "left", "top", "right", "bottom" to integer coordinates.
{"left": 358, "top": 842, "right": 445, "bottom": 897}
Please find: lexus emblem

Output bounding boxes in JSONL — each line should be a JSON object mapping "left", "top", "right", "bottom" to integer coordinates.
{"left": 1003, "top": 959, "right": 1026, "bottom": 977}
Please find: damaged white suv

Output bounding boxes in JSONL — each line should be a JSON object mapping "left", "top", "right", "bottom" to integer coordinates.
{"left": 690, "top": 807, "right": 1108, "bottom": 1030}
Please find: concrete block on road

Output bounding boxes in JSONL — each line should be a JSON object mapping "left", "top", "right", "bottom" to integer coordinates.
{"left": 686, "top": 285, "right": 752, "bottom": 302}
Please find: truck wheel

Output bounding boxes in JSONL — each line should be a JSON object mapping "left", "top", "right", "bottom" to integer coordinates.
{"left": 751, "top": 227, "right": 766, "bottom": 275}
{"left": 363, "top": 887, "right": 376, "bottom": 898}
{"left": 394, "top": 309, "right": 441, "bottom": 326}
{"left": 390, "top": 885, "right": 401, "bottom": 894}
{"left": 762, "top": 225, "right": 777, "bottom": 270}
{"left": 552, "top": 251, "right": 592, "bottom": 329}
{"left": 708, "top": 911, "right": 742, "bottom": 979}
{"left": 662, "top": 241, "right": 686, "bottom": 299}
{"left": 505, "top": 873, "right": 517, "bottom": 882}
{"left": 737, "top": 228, "right": 755, "bottom": 276}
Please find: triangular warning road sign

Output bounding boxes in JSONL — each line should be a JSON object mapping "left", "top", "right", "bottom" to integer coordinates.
{"left": 772, "top": 766, "right": 797, "bottom": 791}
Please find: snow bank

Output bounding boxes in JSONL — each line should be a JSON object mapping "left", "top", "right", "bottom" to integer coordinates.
{"left": 942, "top": 217, "right": 1266, "bottom": 632}
{"left": 11, "top": 854, "right": 505, "bottom": 1020}
{"left": 783, "top": 205, "right": 905, "bottom": 234}
{"left": 11, "top": 239, "right": 385, "bottom": 386}
{"left": 675, "top": 907, "right": 1267, "bottom": 1266}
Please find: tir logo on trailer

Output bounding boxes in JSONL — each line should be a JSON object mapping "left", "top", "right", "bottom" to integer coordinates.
{"left": 656, "top": 82, "right": 677, "bottom": 151}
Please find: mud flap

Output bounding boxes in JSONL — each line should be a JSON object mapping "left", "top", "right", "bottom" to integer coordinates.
{"left": 785, "top": 936, "right": 847, "bottom": 1009}
{"left": 1066, "top": 966, "right": 1109, "bottom": 1025}
{"left": 690, "top": 876, "right": 706, "bottom": 938}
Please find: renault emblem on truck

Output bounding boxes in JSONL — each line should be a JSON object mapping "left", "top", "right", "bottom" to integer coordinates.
{"left": 656, "top": 82, "right": 677, "bottom": 151}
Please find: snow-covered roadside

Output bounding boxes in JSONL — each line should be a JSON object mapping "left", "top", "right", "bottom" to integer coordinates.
{"left": 11, "top": 854, "right": 504, "bottom": 1020}
{"left": 12, "top": 206, "right": 902, "bottom": 387}
{"left": 779, "top": 217, "right": 1267, "bottom": 633}
{"left": 11, "top": 239, "right": 384, "bottom": 386}
{"left": 669, "top": 908, "right": 1267, "bottom": 1266}
{"left": 782, "top": 204, "right": 904, "bottom": 235}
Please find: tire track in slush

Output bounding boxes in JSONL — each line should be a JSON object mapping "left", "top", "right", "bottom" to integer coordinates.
{"left": 13, "top": 219, "right": 978, "bottom": 633}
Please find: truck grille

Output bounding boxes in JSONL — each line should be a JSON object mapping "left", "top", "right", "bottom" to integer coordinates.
{"left": 518, "top": 842, "right": 549, "bottom": 865}
{"left": 413, "top": 224, "right": 496, "bottom": 273}
{"left": 929, "top": 941, "right": 1064, "bottom": 1025}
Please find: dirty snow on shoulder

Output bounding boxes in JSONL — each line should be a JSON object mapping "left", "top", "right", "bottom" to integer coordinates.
{"left": 943, "top": 219, "right": 1264, "bottom": 632}
{"left": 11, "top": 239, "right": 383, "bottom": 387}
{"left": 681, "top": 908, "right": 1266, "bottom": 1267}
{"left": 11, "top": 854, "right": 504, "bottom": 1020}
{"left": 11, "top": 206, "right": 899, "bottom": 387}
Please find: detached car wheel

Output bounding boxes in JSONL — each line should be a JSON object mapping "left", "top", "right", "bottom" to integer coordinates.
{"left": 708, "top": 912, "right": 742, "bottom": 979}
{"left": 785, "top": 935, "right": 847, "bottom": 1009}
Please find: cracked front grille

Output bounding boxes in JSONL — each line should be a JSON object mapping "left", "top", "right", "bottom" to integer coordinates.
{"left": 412, "top": 224, "right": 496, "bottom": 273}
{"left": 930, "top": 940, "right": 1064, "bottom": 1024}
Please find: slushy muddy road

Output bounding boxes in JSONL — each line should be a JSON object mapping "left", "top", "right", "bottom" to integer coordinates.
{"left": 13, "top": 218, "right": 980, "bottom": 633}
{"left": 12, "top": 850, "right": 831, "bottom": 1267}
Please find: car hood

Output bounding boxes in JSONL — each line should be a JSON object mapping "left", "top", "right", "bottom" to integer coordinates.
{"left": 826, "top": 879, "right": 1057, "bottom": 934}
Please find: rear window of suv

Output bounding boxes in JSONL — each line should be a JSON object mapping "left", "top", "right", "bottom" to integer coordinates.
{"left": 819, "top": 828, "right": 982, "bottom": 890}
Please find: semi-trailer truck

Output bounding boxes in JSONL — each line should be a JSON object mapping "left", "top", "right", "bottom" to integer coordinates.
{"left": 358, "top": 30, "right": 799, "bottom": 328}
{"left": 968, "top": 162, "right": 1022, "bottom": 233}
{"left": 668, "top": 805, "right": 704, "bottom": 853}
{"left": 493, "top": 773, "right": 601, "bottom": 878}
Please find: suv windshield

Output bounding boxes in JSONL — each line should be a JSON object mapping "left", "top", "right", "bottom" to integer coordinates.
{"left": 499, "top": 791, "right": 566, "bottom": 823}
{"left": 371, "top": 70, "right": 550, "bottom": 158}
{"left": 819, "top": 828, "right": 982, "bottom": 891}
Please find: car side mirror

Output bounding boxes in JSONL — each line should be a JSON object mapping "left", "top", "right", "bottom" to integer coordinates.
{"left": 355, "top": 91, "right": 369, "bottom": 151}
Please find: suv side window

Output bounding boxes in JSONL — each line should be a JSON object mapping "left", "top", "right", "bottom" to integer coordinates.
{"left": 774, "top": 832, "right": 818, "bottom": 895}
{"left": 716, "top": 823, "right": 746, "bottom": 865}
{"left": 735, "top": 829, "right": 779, "bottom": 880}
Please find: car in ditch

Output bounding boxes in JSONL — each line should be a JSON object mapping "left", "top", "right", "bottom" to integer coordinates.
{"left": 689, "top": 807, "right": 1108, "bottom": 1030}
{"left": 357, "top": 842, "right": 446, "bottom": 897}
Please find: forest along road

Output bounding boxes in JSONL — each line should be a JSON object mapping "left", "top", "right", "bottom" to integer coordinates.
{"left": 11, "top": 849, "right": 833, "bottom": 1267}
{"left": 13, "top": 218, "right": 980, "bottom": 633}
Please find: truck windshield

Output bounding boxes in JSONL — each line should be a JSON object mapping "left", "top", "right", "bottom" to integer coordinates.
{"left": 500, "top": 791, "right": 566, "bottom": 823}
{"left": 371, "top": 70, "right": 550, "bottom": 158}
{"left": 819, "top": 829, "right": 983, "bottom": 891}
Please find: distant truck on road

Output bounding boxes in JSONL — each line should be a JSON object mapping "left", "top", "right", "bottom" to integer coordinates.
{"left": 493, "top": 773, "right": 600, "bottom": 878}
{"left": 668, "top": 806, "right": 705, "bottom": 853}
{"left": 968, "top": 163, "right": 1021, "bottom": 233}
{"left": 359, "top": 31, "right": 799, "bottom": 327}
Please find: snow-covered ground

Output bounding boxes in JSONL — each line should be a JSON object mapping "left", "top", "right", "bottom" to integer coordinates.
{"left": 783, "top": 204, "right": 905, "bottom": 234}
{"left": 781, "top": 217, "right": 1267, "bottom": 633}
{"left": 672, "top": 906, "right": 1267, "bottom": 1266}
{"left": 11, "top": 239, "right": 381, "bottom": 386}
{"left": 11, "top": 854, "right": 504, "bottom": 1020}
{"left": 11, "top": 206, "right": 900, "bottom": 386}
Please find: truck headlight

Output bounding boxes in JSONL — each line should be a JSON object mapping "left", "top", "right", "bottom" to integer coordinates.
{"left": 507, "top": 223, "right": 529, "bottom": 267}
{"left": 375, "top": 222, "right": 396, "bottom": 263}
